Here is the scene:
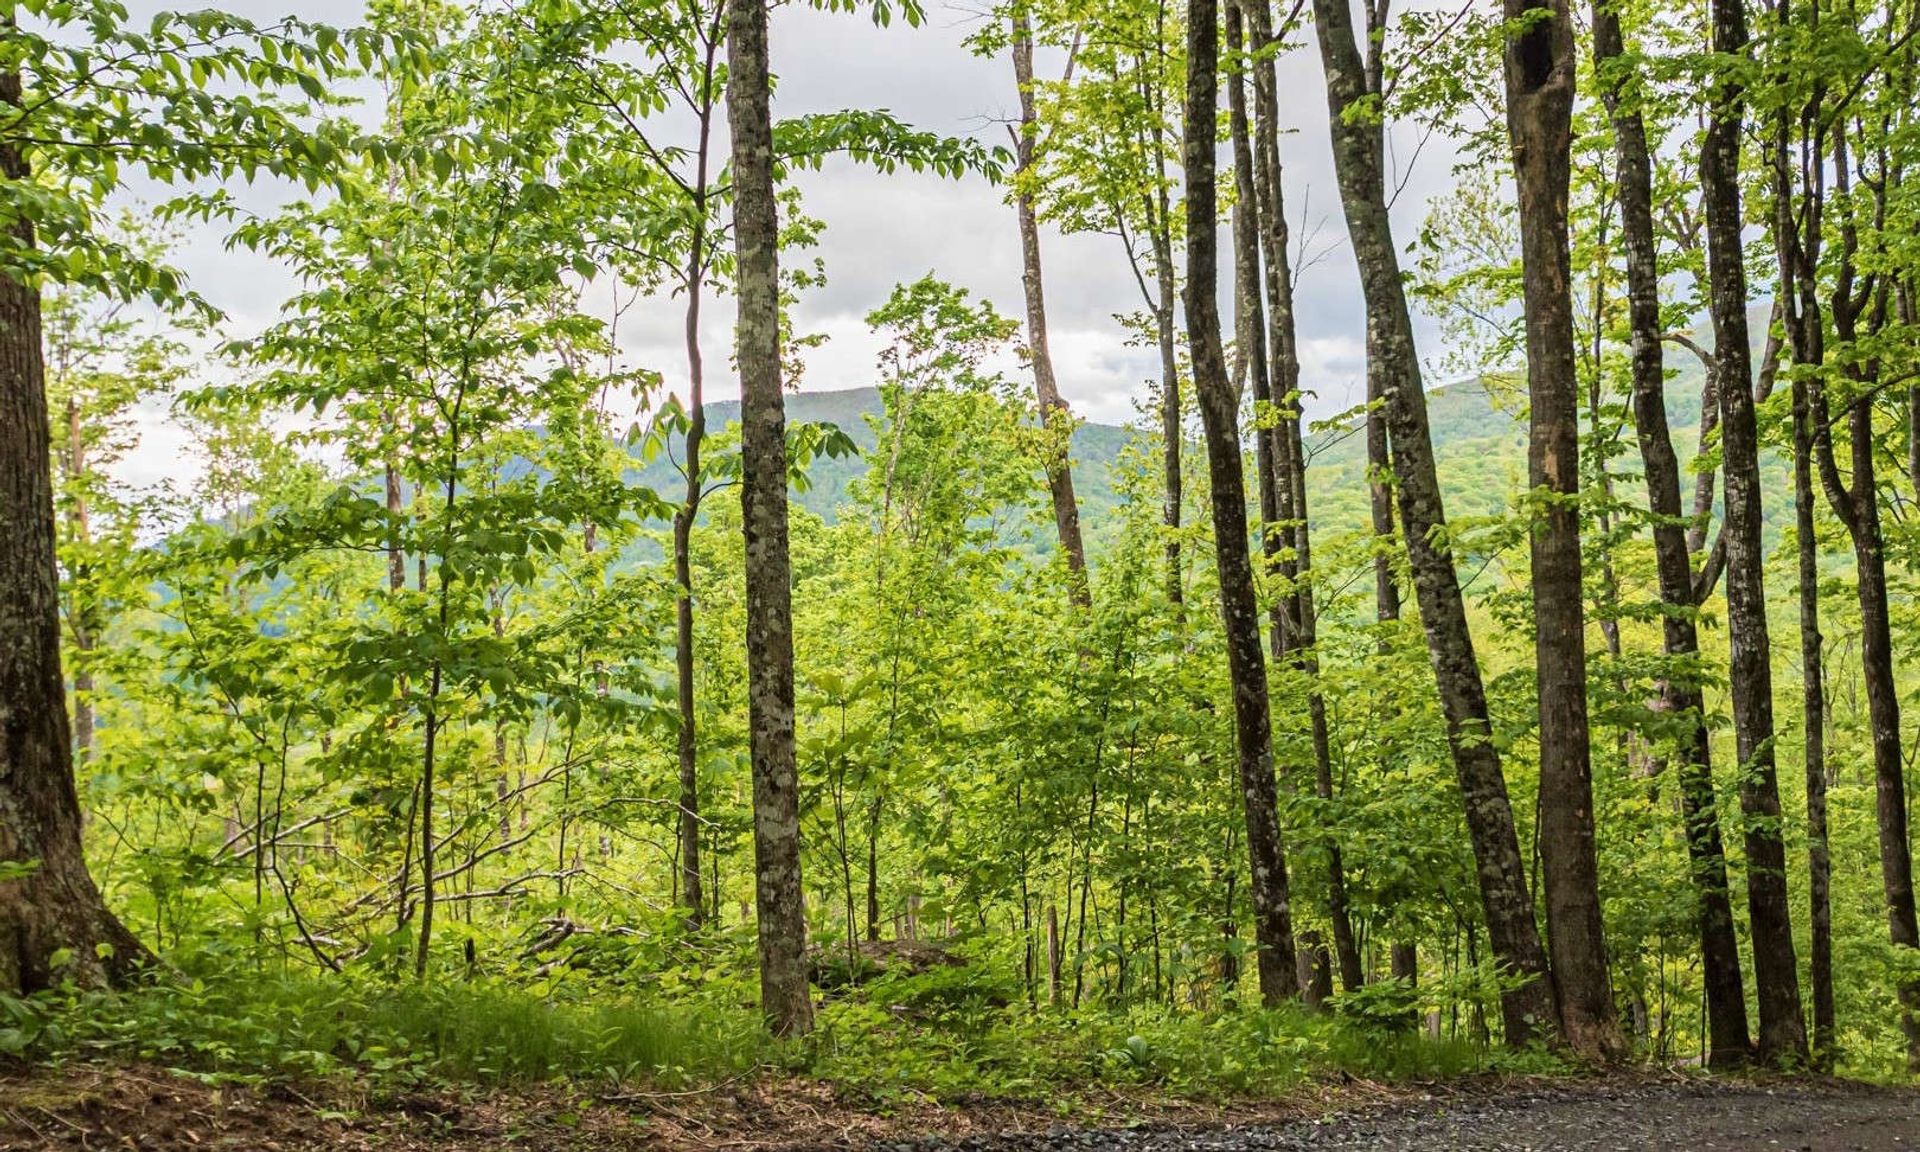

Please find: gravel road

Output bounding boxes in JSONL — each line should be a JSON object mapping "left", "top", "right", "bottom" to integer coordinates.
{"left": 876, "top": 1079, "right": 1920, "bottom": 1152}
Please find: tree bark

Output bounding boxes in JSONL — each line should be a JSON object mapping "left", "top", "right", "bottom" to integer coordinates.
{"left": 1308, "top": 0, "right": 1555, "bottom": 1044}
{"left": 726, "top": 0, "right": 813, "bottom": 1038}
{"left": 673, "top": 277, "right": 708, "bottom": 930}
{"left": 1768, "top": 21, "right": 1833, "bottom": 1064}
{"left": 1011, "top": 6, "right": 1091, "bottom": 605}
{"left": 1701, "top": 0, "right": 1807, "bottom": 1064}
{"left": 0, "top": 63, "right": 148, "bottom": 995}
{"left": 1594, "top": 0, "right": 1750, "bottom": 1066}
{"left": 1238, "top": 0, "right": 1361, "bottom": 1001}
{"left": 1818, "top": 258, "right": 1919, "bottom": 1069}
{"left": 1185, "top": 0, "right": 1297, "bottom": 1005}
{"left": 1504, "top": 0, "right": 1620, "bottom": 1061}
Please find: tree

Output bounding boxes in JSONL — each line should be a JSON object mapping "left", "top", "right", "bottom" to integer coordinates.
{"left": 1700, "top": 0, "right": 1808, "bottom": 1065}
{"left": 1184, "top": 0, "right": 1297, "bottom": 1005}
{"left": 1007, "top": 1, "right": 1092, "bottom": 601}
{"left": 726, "top": 0, "right": 813, "bottom": 1038}
{"left": 1307, "top": 0, "right": 1556, "bottom": 1042}
{"left": 0, "top": 3, "right": 383, "bottom": 996}
{"left": 1502, "top": 0, "right": 1621, "bottom": 1060}
{"left": 1592, "top": 0, "right": 1749, "bottom": 1066}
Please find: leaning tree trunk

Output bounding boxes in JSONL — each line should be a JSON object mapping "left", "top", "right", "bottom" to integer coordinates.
{"left": 1011, "top": 5, "right": 1091, "bottom": 605}
{"left": 1308, "top": 0, "right": 1555, "bottom": 1044}
{"left": 725, "top": 0, "right": 812, "bottom": 1038}
{"left": 1184, "top": 0, "right": 1298, "bottom": 1005}
{"left": 1503, "top": 0, "right": 1621, "bottom": 1062}
{"left": 1701, "top": 0, "right": 1807, "bottom": 1065}
{"left": 1595, "top": 0, "right": 1750, "bottom": 1066}
{"left": 0, "top": 65, "right": 148, "bottom": 995}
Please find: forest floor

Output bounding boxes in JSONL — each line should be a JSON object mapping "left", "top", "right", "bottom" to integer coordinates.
{"left": 1, "top": 1064, "right": 1917, "bottom": 1151}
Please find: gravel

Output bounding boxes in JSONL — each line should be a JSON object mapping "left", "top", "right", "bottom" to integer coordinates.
{"left": 869, "top": 1080, "right": 1920, "bottom": 1152}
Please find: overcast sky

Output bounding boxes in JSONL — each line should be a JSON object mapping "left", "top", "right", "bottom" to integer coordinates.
{"left": 117, "top": 0, "right": 1468, "bottom": 489}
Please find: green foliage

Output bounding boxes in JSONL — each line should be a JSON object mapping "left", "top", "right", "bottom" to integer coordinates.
{"left": 1, "top": 968, "right": 761, "bottom": 1088}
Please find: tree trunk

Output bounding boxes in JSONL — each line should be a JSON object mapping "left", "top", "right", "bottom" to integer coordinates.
{"left": 1184, "top": 0, "right": 1297, "bottom": 1005}
{"left": 1504, "top": 0, "right": 1620, "bottom": 1061}
{"left": 1701, "top": 0, "right": 1807, "bottom": 1064}
{"left": 1308, "top": 0, "right": 1555, "bottom": 1044}
{"left": 673, "top": 161, "right": 713, "bottom": 930}
{"left": 726, "top": 0, "right": 813, "bottom": 1038}
{"left": 1768, "top": 27, "right": 1834, "bottom": 1065}
{"left": 1595, "top": 0, "right": 1750, "bottom": 1066}
{"left": 1226, "top": 2, "right": 1281, "bottom": 652}
{"left": 1238, "top": 0, "right": 1361, "bottom": 1001}
{"left": 1793, "top": 376, "right": 1835, "bottom": 1069}
{"left": 0, "top": 64, "right": 148, "bottom": 994}
{"left": 1011, "top": 6, "right": 1091, "bottom": 605}
{"left": 1839, "top": 407, "right": 1919, "bottom": 1070}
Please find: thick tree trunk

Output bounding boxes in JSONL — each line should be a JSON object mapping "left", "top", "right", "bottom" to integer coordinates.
{"left": 1595, "top": 0, "right": 1750, "bottom": 1066}
{"left": 1701, "top": 0, "right": 1807, "bottom": 1064}
{"left": 726, "top": 0, "right": 813, "bottom": 1038}
{"left": 1308, "top": 0, "right": 1555, "bottom": 1044}
{"left": 1011, "top": 7, "right": 1091, "bottom": 605}
{"left": 1184, "top": 0, "right": 1297, "bottom": 1005}
{"left": 1504, "top": 0, "right": 1620, "bottom": 1061}
{"left": 0, "top": 66, "right": 148, "bottom": 994}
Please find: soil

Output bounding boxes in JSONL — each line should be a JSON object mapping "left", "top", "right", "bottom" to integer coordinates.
{"left": 0, "top": 1064, "right": 1913, "bottom": 1151}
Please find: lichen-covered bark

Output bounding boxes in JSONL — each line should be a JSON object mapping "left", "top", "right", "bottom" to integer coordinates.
{"left": 1504, "top": 0, "right": 1621, "bottom": 1061}
{"left": 725, "top": 0, "right": 813, "bottom": 1038}
{"left": 1701, "top": 0, "right": 1806, "bottom": 1064}
{"left": 1596, "top": 0, "right": 1750, "bottom": 1066}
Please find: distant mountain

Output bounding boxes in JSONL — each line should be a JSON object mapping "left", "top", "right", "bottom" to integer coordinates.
{"left": 628, "top": 372, "right": 1772, "bottom": 549}
{"left": 626, "top": 386, "right": 1132, "bottom": 526}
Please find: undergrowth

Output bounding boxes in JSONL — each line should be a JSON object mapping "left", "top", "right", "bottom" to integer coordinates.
{"left": 0, "top": 956, "right": 1565, "bottom": 1102}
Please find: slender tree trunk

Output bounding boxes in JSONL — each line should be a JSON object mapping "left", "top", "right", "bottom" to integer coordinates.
{"left": 1308, "top": 0, "right": 1555, "bottom": 1044}
{"left": 1226, "top": 3, "right": 1281, "bottom": 651}
{"left": 673, "top": 145, "right": 714, "bottom": 929}
{"left": 1839, "top": 409, "right": 1919, "bottom": 1070}
{"left": 1185, "top": 0, "right": 1297, "bottom": 1004}
{"left": 0, "top": 61, "right": 149, "bottom": 995}
{"left": 1011, "top": 6, "right": 1091, "bottom": 604}
{"left": 1503, "top": 0, "right": 1620, "bottom": 1061}
{"left": 1793, "top": 375, "right": 1836, "bottom": 1068}
{"left": 1769, "top": 25, "right": 1834, "bottom": 1064}
{"left": 62, "top": 399, "right": 93, "bottom": 768}
{"left": 1595, "top": 0, "right": 1750, "bottom": 1066}
{"left": 1238, "top": 0, "right": 1360, "bottom": 1000}
{"left": 726, "top": 0, "right": 812, "bottom": 1038}
{"left": 1702, "top": 0, "right": 1807, "bottom": 1064}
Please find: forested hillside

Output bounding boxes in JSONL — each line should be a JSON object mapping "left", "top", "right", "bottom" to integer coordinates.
{"left": 6, "top": 0, "right": 1920, "bottom": 1146}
